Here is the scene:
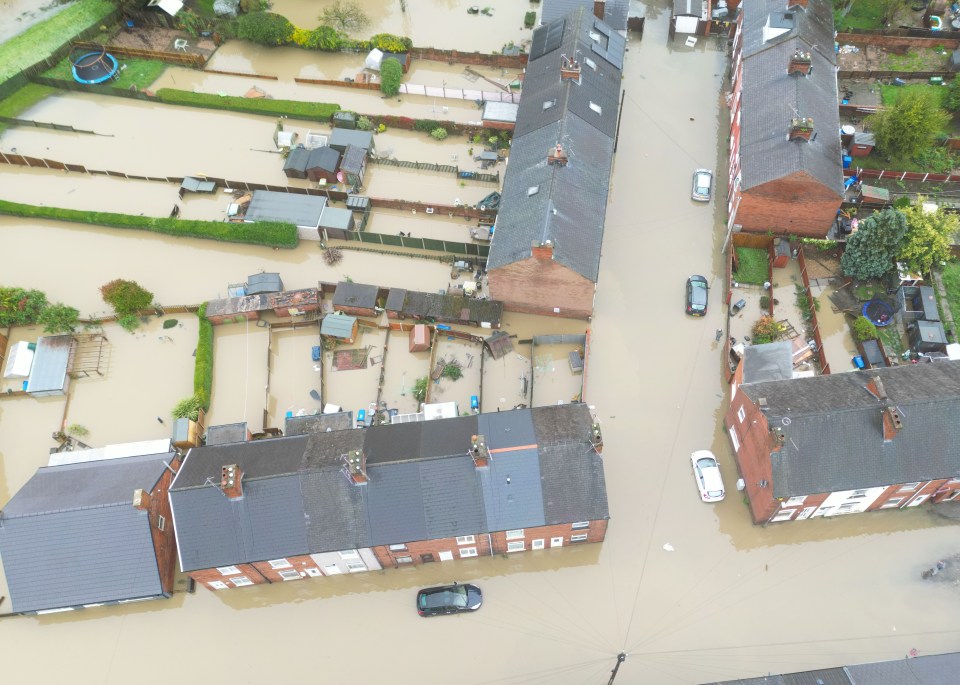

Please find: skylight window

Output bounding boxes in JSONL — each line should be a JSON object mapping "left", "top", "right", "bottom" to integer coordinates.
{"left": 589, "top": 31, "right": 601, "bottom": 42}
{"left": 584, "top": 57, "right": 597, "bottom": 70}
{"left": 542, "top": 99, "right": 556, "bottom": 111}
{"left": 589, "top": 102, "right": 602, "bottom": 115}
{"left": 527, "top": 185, "right": 540, "bottom": 197}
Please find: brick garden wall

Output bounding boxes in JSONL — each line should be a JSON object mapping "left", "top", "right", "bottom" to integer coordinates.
{"left": 409, "top": 47, "right": 527, "bottom": 68}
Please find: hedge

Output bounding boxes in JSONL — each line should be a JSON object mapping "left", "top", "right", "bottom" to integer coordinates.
{"left": 0, "top": 200, "right": 299, "bottom": 248}
{"left": 194, "top": 303, "right": 214, "bottom": 411}
{"left": 156, "top": 89, "right": 340, "bottom": 121}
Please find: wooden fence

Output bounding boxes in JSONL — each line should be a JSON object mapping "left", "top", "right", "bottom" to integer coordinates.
{"left": 731, "top": 233, "right": 774, "bottom": 249}
{"left": 409, "top": 47, "right": 527, "bottom": 69}
{"left": 838, "top": 69, "right": 954, "bottom": 80}
{"left": 838, "top": 28, "right": 960, "bottom": 42}
{"left": 0, "top": 116, "right": 99, "bottom": 135}
{"left": 342, "top": 230, "right": 489, "bottom": 258}
{"left": 294, "top": 77, "right": 380, "bottom": 91}
{"left": 72, "top": 41, "right": 206, "bottom": 68}
{"left": 205, "top": 68, "right": 279, "bottom": 80}
{"left": 369, "top": 156, "right": 500, "bottom": 183}
{"left": 844, "top": 166, "right": 960, "bottom": 184}
{"left": 797, "top": 247, "right": 831, "bottom": 375}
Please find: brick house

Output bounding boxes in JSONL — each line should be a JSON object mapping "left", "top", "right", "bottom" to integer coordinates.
{"left": 0, "top": 446, "right": 179, "bottom": 614}
{"left": 727, "top": 0, "right": 843, "bottom": 238}
{"left": 725, "top": 359, "right": 960, "bottom": 524}
{"left": 169, "top": 404, "right": 609, "bottom": 591}
{"left": 486, "top": 7, "right": 622, "bottom": 320}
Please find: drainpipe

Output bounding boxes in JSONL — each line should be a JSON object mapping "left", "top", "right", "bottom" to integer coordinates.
{"left": 487, "top": 533, "right": 493, "bottom": 556}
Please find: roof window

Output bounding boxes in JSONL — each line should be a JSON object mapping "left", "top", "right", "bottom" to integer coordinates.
{"left": 542, "top": 99, "right": 556, "bottom": 111}
{"left": 589, "top": 102, "right": 602, "bottom": 115}
{"left": 584, "top": 57, "right": 597, "bottom": 70}
{"left": 527, "top": 185, "right": 540, "bottom": 196}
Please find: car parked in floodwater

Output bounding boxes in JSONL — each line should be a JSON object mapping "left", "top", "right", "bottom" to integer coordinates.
{"left": 686, "top": 275, "right": 708, "bottom": 316}
{"left": 692, "top": 168, "right": 713, "bottom": 202}
{"left": 691, "top": 450, "right": 725, "bottom": 502}
{"left": 416, "top": 583, "right": 483, "bottom": 617}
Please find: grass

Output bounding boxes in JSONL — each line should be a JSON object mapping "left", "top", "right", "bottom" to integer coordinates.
{"left": 156, "top": 89, "right": 340, "bottom": 121}
{"left": 853, "top": 281, "right": 885, "bottom": 301}
{"left": 0, "top": 83, "right": 56, "bottom": 134}
{"left": 43, "top": 57, "right": 167, "bottom": 90}
{"left": 732, "top": 247, "right": 769, "bottom": 286}
{"left": 942, "top": 262, "right": 960, "bottom": 332}
{"left": 0, "top": 0, "right": 115, "bottom": 85}
{"left": 879, "top": 83, "right": 950, "bottom": 108}
{"left": 838, "top": 0, "right": 886, "bottom": 30}
{"left": 878, "top": 321, "right": 905, "bottom": 359}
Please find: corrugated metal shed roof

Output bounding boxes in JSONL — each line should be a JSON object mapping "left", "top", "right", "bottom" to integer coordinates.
{"left": 320, "top": 312, "right": 357, "bottom": 338}
{"left": 25, "top": 334, "right": 71, "bottom": 395}
{"left": 245, "top": 191, "right": 326, "bottom": 229}
{"left": 483, "top": 101, "right": 520, "bottom": 123}
{"left": 246, "top": 272, "right": 283, "bottom": 295}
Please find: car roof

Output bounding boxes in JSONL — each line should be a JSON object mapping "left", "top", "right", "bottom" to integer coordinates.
{"left": 688, "top": 275, "right": 707, "bottom": 284}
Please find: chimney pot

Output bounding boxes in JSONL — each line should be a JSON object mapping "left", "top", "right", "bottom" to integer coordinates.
{"left": 345, "top": 450, "right": 368, "bottom": 484}
{"left": 132, "top": 488, "right": 151, "bottom": 511}
{"left": 789, "top": 117, "right": 814, "bottom": 142}
{"left": 221, "top": 464, "right": 244, "bottom": 499}
{"left": 788, "top": 49, "right": 812, "bottom": 76}
{"left": 548, "top": 143, "right": 568, "bottom": 166}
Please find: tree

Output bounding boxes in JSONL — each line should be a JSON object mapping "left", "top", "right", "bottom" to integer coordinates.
{"left": 898, "top": 200, "right": 959, "bottom": 274}
{"left": 840, "top": 208, "right": 908, "bottom": 280}
{"left": 865, "top": 88, "right": 949, "bottom": 160}
{"left": 100, "top": 279, "right": 154, "bottom": 316}
{"left": 0, "top": 287, "right": 47, "bottom": 327}
{"left": 38, "top": 302, "right": 80, "bottom": 334}
{"left": 319, "top": 0, "right": 370, "bottom": 33}
{"left": 946, "top": 74, "right": 960, "bottom": 113}
{"left": 380, "top": 58, "right": 402, "bottom": 97}
{"left": 236, "top": 12, "right": 294, "bottom": 46}
{"left": 304, "top": 25, "right": 344, "bottom": 50}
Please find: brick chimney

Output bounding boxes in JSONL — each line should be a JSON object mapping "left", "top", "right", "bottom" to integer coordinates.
{"left": 865, "top": 377, "right": 888, "bottom": 401}
{"left": 132, "top": 488, "right": 151, "bottom": 511}
{"left": 560, "top": 55, "right": 581, "bottom": 83}
{"left": 470, "top": 434, "right": 491, "bottom": 468}
{"left": 881, "top": 406, "right": 903, "bottom": 442}
{"left": 593, "top": 0, "right": 605, "bottom": 20}
{"left": 591, "top": 422, "right": 603, "bottom": 454}
{"left": 770, "top": 426, "right": 787, "bottom": 452}
{"left": 788, "top": 0, "right": 809, "bottom": 9}
{"left": 788, "top": 49, "right": 812, "bottom": 76}
{"left": 548, "top": 143, "right": 568, "bottom": 166}
{"left": 788, "top": 117, "right": 814, "bottom": 142}
{"left": 531, "top": 240, "right": 554, "bottom": 261}
{"left": 345, "top": 449, "right": 367, "bottom": 484}
{"left": 221, "top": 463, "right": 244, "bottom": 499}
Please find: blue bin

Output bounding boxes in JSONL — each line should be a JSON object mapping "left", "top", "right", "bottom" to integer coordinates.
{"left": 356, "top": 409, "right": 366, "bottom": 427}
{"left": 852, "top": 355, "right": 865, "bottom": 370}
{"left": 22, "top": 380, "right": 29, "bottom": 391}
{"left": 842, "top": 155, "right": 852, "bottom": 169}
{"left": 311, "top": 345, "right": 321, "bottom": 361}
{"left": 470, "top": 395, "right": 479, "bottom": 410}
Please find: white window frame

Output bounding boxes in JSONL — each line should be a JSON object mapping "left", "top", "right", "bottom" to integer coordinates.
{"left": 899, "top": 482, "right": 921, "bottom": 491}
{"left": 507, "top": 541, "right": 525, "bottom": 552}
{"left": 771, "top": 509, "right": 796, "bottom": 522}
{"left": 849, "top": 489, "right": 869, "bottom": 499}
{"left": 571, "top": 521, "right": 589, "bottom": 530}
{"left": 456, "top": 535, "right": 475, "bottom": 545}
{"left": 345, "top": 560, "right": 367, "bottom": 572}
{"left": 388, "top": 544, "right": 407, "bottom": 551}
{"left": 217, "top": 565, "right": 240, "bottom": 576}
{"left": 268, "top": 558, "right": 292, "bottom": 570}
{"left": 728, "top": 427, "right": 741, "bottom": 453}
{"left": 395, "top": 556, "right": 413, "bottom": 564}
{"left": 156, "top": 514, "right": 166, "bottom": 531}
{"left": 737, "top": 406, "right": 746, "bottom": 423}
{"left": 532, "top": 539, "right": 545, "bottom": 550}
{"left": 230, "top": 576, "right": 254, "bottom": 587}
{"left": 278, "top": 569, "right": 301, "bottom": 581}
{"left": 783, "top": 496, "right": 806, "bottom": 507}
{"left": 459, "top": 547, "right": 478, "bottom": 558}
{"left": 505, "top": 529, "right": 524, "bottom": 540}
{"left": 304, "top": 567, "right": 322, "bottom": 577}
{"left": 908, "top": 494, "right": 929, "bottom": 507}
{"left": 338, "top": 549, "right": 360, "bottom": 560}
{"left": 208, "top": 580, "right": 229, "bottom": 590}
{"left": 570, "top": 534, "right": 588, "bottom": 543}
{"left": 881, "top": 497, "right": 905, "bottom": 509}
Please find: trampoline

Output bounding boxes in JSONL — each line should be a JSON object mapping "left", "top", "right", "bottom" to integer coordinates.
{"left": 71, "top": 46, "right": 119, "bottom": 85}
{"left": 862, "top": 299, "right": 894, "bottom": 327}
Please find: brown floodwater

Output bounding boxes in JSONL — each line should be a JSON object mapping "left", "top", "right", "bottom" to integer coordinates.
{"left": 2, "top": 7, "right": 960, "bottom": 684}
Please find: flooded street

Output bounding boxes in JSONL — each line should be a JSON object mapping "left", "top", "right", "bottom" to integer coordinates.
{"left": 2, "top": 4, "right": 960, "bottom": 684}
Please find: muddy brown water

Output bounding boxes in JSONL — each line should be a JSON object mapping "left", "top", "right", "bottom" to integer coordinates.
{"left": 2, "top": 7, "right": 960, "bottom": 684}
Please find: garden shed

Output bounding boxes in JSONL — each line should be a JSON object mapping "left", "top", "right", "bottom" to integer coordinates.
{"left": 204, "top": 294, "right": 267, "bottom": 325}
{"left": 320, "top": 312, "right": 359, "bottom": 343}
{"left": 25, "top": 335, "right": 72, "bottom": 397}
{"left": 898, "top": 285, "right": 940, "bottom": 323}
{"left": 333, "top": 111, "right": 357, "bottom": 129}
{"left": 283, "top": 148, "right": 311, "bottom": 179}
{"left": 305, "top": 146, "right": 342, "bottom": 184}
{"left": 3, "top": 341, "right": 35, "bottom": 379}
{"left": 319, "top": 206, "right": 355, "bottom": 240}
{"left": 333, "top": 281, "right": 379, "bottom": 317}
{"left": 850, "top": 132, "right": 875, "bottom": 157}
{"left": 268, "top": 288, "right": 320, "bottom": 317}
{"left": 339, "top": 145, "right": 367, "bottom": 187}
{"left": 330, "top": 129, "right": 374, "bottom": 155}
{"left": 244, "top": 191, "right": 327, "bottom": 238}
{"left": 482, "top": 102, "right": 520, "bottom": 130}
{"left": 246, "top": 272, "right": 284, "bottom": 295}
{"left": 910, "top": 319, "right": 948, "bottom": 354}
{"left": 409, "top": 324, "right": 431, "bottom": 352}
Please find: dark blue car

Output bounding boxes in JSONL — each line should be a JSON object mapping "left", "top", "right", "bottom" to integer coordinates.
{"left": 416, "top": 583, "right": 483, "bottom": 617}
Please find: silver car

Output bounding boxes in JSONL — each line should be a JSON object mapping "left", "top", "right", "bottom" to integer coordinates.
{"left": 692, "top": 169, "right": 713, "bottom": 202}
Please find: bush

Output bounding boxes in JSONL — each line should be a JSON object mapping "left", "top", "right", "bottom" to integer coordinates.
{"left": 38, "top": 302, "right": 80, "bottom": 333}
{"left": 367, "top": 33, "right": 412, "bottom": 52}
{"left": 751, "top": 315, "right": 786, "bottom": 344}
{"left": 302, "top": 25, "right": 346, "bottom": 50}
{"left": 414, "top": 119, "right": 441, "bottom": 132}
{"left": 156, "top": 89, "right": 340, "bottom": 122}
{"left": 172, "top": 393, "right": 203, "bottom": 421}
{"left": 356, "top": 115, "right": 373, "bottom": 131}
{"left": 441, "top": 362, "right": 462, "bottom": 381}
{"left": 117, "top": 313, "right": 141, "bottom": 332}
{"left": 0, "top": 287, "right": 48, "bottom": 327}
{"left": 0, "top": 199, "right": 298, "bottom": 248}
{"left": 380, "top": 58, "right": 402, "bottom": 97}
{"left": 430, "top": 127, "right": 448, "bottom": 140}
{"left": 194, "top": 304, "right": 214, "bottom": 410}
{"left": 853, "top": 315, "right": 879, "bottom": 341}
{"left": 236, "top": 12, "right": 294, "bottom": 45}
{"left": 524, "top": 11, "right": 536, "bottom": 28}
{"left": 100, "top": 279, "right": 154, "bottom": 316}
{"left": 413, "top": 376, "right": 428, "bottom": 403}
{"left": 759, "top": 295, "right": 770, "bottom": 311}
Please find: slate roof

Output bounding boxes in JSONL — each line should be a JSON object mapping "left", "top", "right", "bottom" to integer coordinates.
{"left": 306, "top": 146, "right": 340, "bottom": 173}
{"left": 738, "top": 0, "right": 842, "bottom": 195}
{"left": 385, "top": 288, "right": 504, "bottom": 326}
{"left": 340, "top": 144, "right": 366, "bottom": 175}
{"left": 487, "top": 7, "right": 622, "bottom": 282}
{"left": 741, "top": 362, "right": 960, "bottom": 498}
{"left": 285, "top": 411, "right": 354, "bottom": 436}
{"left": 333, "top": 281, "right": 378, "bottom": 309}
{"left": 543, "top": 0, "right": 628, "bottom": 31}
{"left": 170, "top": 404, "right": 609, "bottom": 570}
{"left": 704, "top": 652, "right": 960, "bottom": 685}
{"left": 283, "top": 147, "right": 310, "bottom": 174}
{"left": 0, "top": 454, "right": 172, "bottom": 613}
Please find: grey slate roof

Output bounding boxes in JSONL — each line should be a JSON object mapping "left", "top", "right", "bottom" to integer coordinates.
{"left": 306, "top": 145, "right": 340, "bottom": 173}
{"left": 333, "top": 281, "right": 378, "bottom": 309}
{"left": 329, "top": 129, "right": 374, "bottom": 152}
{"left": 205, "top": 422, "right": 249, "bottom": 446}
{"left": 743, "top": 341, "right": 794, "bottom": 384}
{"left": 738, "top": 0, "right": 842, "bottom": 196}
{"left": 0, "top": 454, "right": 171, "bottom": 613}
{"left": 283, "top": 147, "right": 310, "bottom": 174}
{"left": 245, "top": 191, "right": 327, "bottom": 229}
{"left": 170, "top": 404, "right": 609, "bottom": 570}
{"left": 340, "top": 145, "right": 366, "bottom": 175}
{"left": 542, "top": 0, "right": 628, "bottom": 31}
{"left": 487, "top": 7, "right": 621, "bottom": 282}
{"left": 285, "top": 411, "right": 354, "bottom": 436}
{"left": 741, "top": 362, "right": 960, "bottom": 498}
{"left": 704, "top": 652, "right": 960, "bottom": 685}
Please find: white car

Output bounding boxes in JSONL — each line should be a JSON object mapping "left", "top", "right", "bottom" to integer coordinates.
{"left": 691, "top": 169, "right": 713, "bottom": 202}
{"left": 691, "top": 450, "right": 725, "bottom": 502}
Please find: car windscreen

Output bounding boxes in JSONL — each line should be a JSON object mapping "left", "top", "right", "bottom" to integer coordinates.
{"left": 421, "top": 586, "right": 468, "bottom": 609}
{"left": 690, "top": 281, "right": 707, "bottom": 306}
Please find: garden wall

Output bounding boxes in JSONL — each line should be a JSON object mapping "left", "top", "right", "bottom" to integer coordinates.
{"left": 409, "top": 47, "right": 527, "bottom": 68}
{"left": 836, "top": 32, "right": 960, "bottom": 49}
{"left": 797, "top": 246, "right": 831, "bottom": 375}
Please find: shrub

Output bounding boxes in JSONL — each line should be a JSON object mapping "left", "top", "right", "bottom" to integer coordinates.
{"left": 853, "top": 315, "right": 879, "bottom": 341}
{"left": 751, "top": 315, "right": 786, "bottom": 344}
{"left": 413, "top": 376, "right": 428, "bottom": 403}
{"left": 380, "top": 58, "right": 402, "bottom": 97}
{"left": 414, "top": 119, "right": 440, "bottom": 132}
{"left": 236, "top": 12, "right": 294, "bottom": 45}
{"left": 524, "top": 11, "right": 536, "bottom": 28}
{"left": 117, "top": 313, "right": 141, "bottom": 332}
{"left": 0, "top": 199, "right": 298, "bottom": 248}
{"left": 172, "top": 393, "right": 203, "bottom": 421}
{"left": 367, "top": 33, "right": 412, "bottom": 52}
{"left": 194, "top": 304, "right": 214, "bottom": 410}
{"left": 430, "top": 127, "right": 448, "bottom": 140}
{"left": 356, "top": 115, "right": 373, "bottom": 131}
{"left": 156, "top": 89, "right": 340, "bottom": 122}
{"left": 38, "top": 302, "right": 80, "bottom": 333}
{"left": 304, "top": 25, "right": 345, "bottom": 50}
{"left": 759, "top": 295, "right": 770, "bottom": 310}
{"left": 100, "top": 279, "right": 154, "bottom": 316}
{"left": 0, "top": 287, "right": 47, "bottom": 327}
{"left": 377, "top": 123, "right": 387, "bottom": 133}
{"left": 66, "top": 423, "right": 89, "bottom": 438}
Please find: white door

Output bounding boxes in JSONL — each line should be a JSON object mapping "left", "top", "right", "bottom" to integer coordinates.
{"left": 795, "top": 507, "right": 815, "bottom": 520}
{"left": 438, "top": 551, "right": 454, "bottom": 561}
{"left": 908, "top": 495, "right": 929, "bottom": 507}
{"left": 550, "top": 537, "right": 563, "bottom": 548}
{"left": 532, "top": 539, "right": 545, "bottom": 550}
{"left": 323, "top": 565, "right": 342, "bottom": 575}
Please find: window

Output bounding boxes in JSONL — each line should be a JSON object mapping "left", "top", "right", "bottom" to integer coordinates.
{"left": 456, "top": 535, "right": 475, "bottom": 545}
{"left": 584, "top": 57, "right": 597, "bottom": 70}
{"left": 527, "top": 185, "right": 540, "bottom": 196}
{"left": 217, "top": 566, "right": 240, "bottom": 576}
{"left": 395, "top": 556, "right": 413, "bottom": 564}
{"left": 268, "top": 558, "right": 292, "bottom": 570}
{"left": 571, "top": 522, "right": 589, "bottom": 530}
{"left": 588, "top": 101, "right": 602, "bottom": 115}
{"left": 459, "top": 547, "right": 478, "bottom": 558}
{"left": 339, "top": 550, "right": 360, "bottom": 560}
{"left": 737, "top": 406, "right": 746, "bottom": 423}
{"left": 507, "top": 541, "right": 525, "bottom": 552}
{"left": 771, "top": 509, "right": 796, "bottom": 522}
{"left": 230, "top": 576, "right": 254, "bottom": 587}
{"left": 849, "top": 489, "right": 869, "bottom": 499}
{"left": 541, "top": 99, "right": 556, "bottom": 111}
{"left": 389, "top": 544, "right": 407, "bottom": 551}
{"left": 304, "top": 567, "right": 322, "bottom": 577}
{"left": 208, "top": 581, "right": 228, "bottom": 590}
{"left": 881, "top": 497, "right": 905, "bottom": 509}
{"left": 505, "top": 529, "right": 524, "bottom": 540}
{"left": 570, "top": 534, "right": 588, "bottom": 543}
{"left": 728, "top": 427, "right": 741, "bottom": 452}
{"left": 784, "top": 496, "right": 806, "bottom": 507}
{"left": 278, "top": 569, "right": 301, "bottom": 581}
{"left": 900, "top": 482, "right": 921, "bottom": 491}
{"left": 532, "top": 539, "right": 545, "bottom": 550}
{"left": 837, "top": 503, "right": 858, "bottom": 512}
{"left": 156, "top": 514, "right": 166, "bottom": 531}
{"left": 346, "top": 561, "right": 367, "bottom": 572}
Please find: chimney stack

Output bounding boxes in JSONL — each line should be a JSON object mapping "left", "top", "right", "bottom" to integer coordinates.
{"left": 788, "top": 117, "right": 814, "bottom": 142}
{"left": 593, "top": 0, "right": 605, "bottom": 20}
{"left": 345, "top": 450, "right": 367, "bottom": 484}
{"left": 788, "top": 0, "right": 809, "bottom": 9}
{"left": 591, "top": 422, "right": 603, "bottom": 454}
{"left": 221, "top": 464, "right": 244, "bottom": 499}
{"left": 470, "top": 434, "right": 491, "bottom": 468}
{"left": 788, "top": 49, "right": 812, "bottom": 76}
{"left": 881, "top": 406, "right": 903, "bottom": 442}
{"left": 531, "top": 240, "right": 554, "bottom": 261}
{"left": 865, "top": 377, "right": 888, "bottom": 401}
{"left": 770, "top": 427, "right": 787, "bottom": 452}
{"left": 548, "top": 143, "right": 568, "bottom": 166}
{"left": 132, "top": 488, "right": 151, "bottom": 511}
{"left": 560, "top": 54, "right": 581, "bottom": 83}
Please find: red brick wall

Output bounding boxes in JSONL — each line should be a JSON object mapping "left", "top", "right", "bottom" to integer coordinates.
{"left": 251, "top": 554, "right": 323, "bottom": 582}
{"left": 736, "top": 173, "right": 842, "bottom": 237}
{"left": 189, "top": 563, "right": 268, "bottom": 590}
{"left": 488, "top": 258, "right": 595, "bottom": 320}
{"left": 149, "top": 463, "right": 180, "bottom": 595}
{"left": 333, "top": 305, "right": 377, "bottom": 317}
{"left": 725, "top": 389, "right": 778, "bottom": 523}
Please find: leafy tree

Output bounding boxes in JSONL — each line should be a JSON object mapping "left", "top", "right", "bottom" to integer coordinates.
{"left": 430, "top": 127, "right": 448, "bottom": 140}
{"left": 946, "top": 73, "right": 960, "bottom": 113}
{"left": 380, "top": 58, "right": 402, "bottom": 97}
{"left": 100, "top": 279, "right": 154, "bottom": 316}
{"left": 38, "top": 302, "right": 80, "bottom": 334}
{"left": 0, "top": 287, "right": 47, "bottom": 327}
{"left": 117, "top": 313, "right": 142, "bottom": 332}
{"left": 852, "top": 316, "right": 879, "bottom": 342}
{"left": 320, "top": 0, "right": 370, "bottom": 33}
{"left": 840, "top": 208, "right": 908, "bottom": 280}
{"left": 236, "top": 12, "right": 294, "bottom": 46}
{"left": 898, "top": 200, "right": 959, "bottom": 274}
{"left": 865, "top": 88, "right": 949, "bottom": 160}
{"left": 751, "top": 315, "right": 786, "bottom": 344}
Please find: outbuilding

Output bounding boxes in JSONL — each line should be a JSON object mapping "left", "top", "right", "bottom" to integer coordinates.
{"left": 25, "top": 335, "right": 72, "bottom": 397}
{"left": 305, "top": 146, "right": 342, "bottom": 184}
{"left": 320, "top": 312, "right": 359, "bottom": 343}
{"left": 319, "top": 206, "right": 356, "bottom": 240}
{"left": 332, "top": 281, "right": 379, "bottom": 317}
{"left": 910, "top": 319, "right": 948, "bottom": 354}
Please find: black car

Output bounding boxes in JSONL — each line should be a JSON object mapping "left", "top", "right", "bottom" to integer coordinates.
{"left": 416, "top": 582, "right": 483, "bottom": 617}
{"left": 686, "top": 275, "right": 708, "bottom": 316}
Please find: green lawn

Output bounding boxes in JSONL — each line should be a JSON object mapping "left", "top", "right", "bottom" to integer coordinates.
{"left": 838, "top": 0, "right": 886, "bottom": 30}
{"left": 43, "top": 57, "right": 167, "bottom": 90}
{"left": 942, "top": 262, "right": 960, "bottom": 331}
{"left": 733, "top": 247, "right": 769, "bottom": 286}
{"left": 0, "top": 0, "right": 116, "bottom": 86}
{"left": 878, "top": 322, "right": 905, "bottom": 359}
{"left": 879, "top": 83, "right": 950, "bottom": 108}
{"left": 0, "top": 83, "right": 56, "bottom": 133}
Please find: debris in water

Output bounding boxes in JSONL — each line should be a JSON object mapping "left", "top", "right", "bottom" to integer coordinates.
{"left": 662, "top": 543, "right": 674, "bottom": 552}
